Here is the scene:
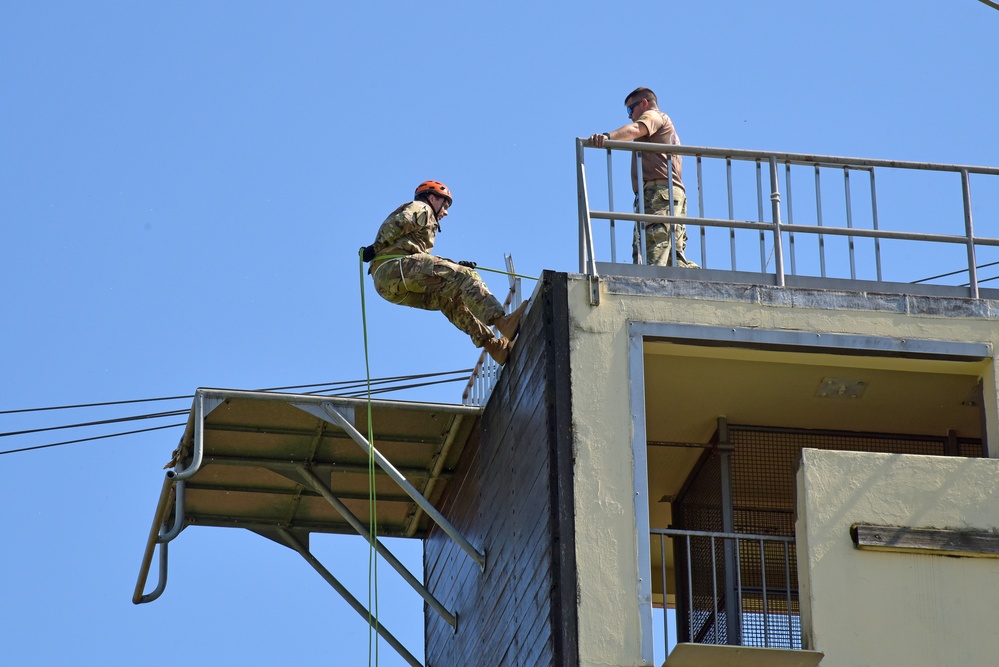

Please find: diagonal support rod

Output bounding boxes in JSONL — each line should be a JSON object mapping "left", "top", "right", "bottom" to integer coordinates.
{"left": 298, "top": 465, "right": 457, "bottom": 628}
{"left": 275, "top": 528, "right": 424, "bottom": 667}
{"left": 292, "top": 401, "right": 486, "bottom": 570}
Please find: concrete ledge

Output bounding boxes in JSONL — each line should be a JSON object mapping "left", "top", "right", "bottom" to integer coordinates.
{"left": 585, "top": 270, "right": 999, "bottom": 320}
{"left": 664, "top": 643, "right": 824, "bottom": 667}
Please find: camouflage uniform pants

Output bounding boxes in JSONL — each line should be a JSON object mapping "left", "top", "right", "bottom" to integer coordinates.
{"left": 632, "top": 184, "right": 698, "bottom": 267}
{"left": 371, "top": 254, "right": 504, "bottom": 348}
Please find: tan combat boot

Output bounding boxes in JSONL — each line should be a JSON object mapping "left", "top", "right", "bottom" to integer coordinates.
{"left": 492, "top": 301, "right": 528, "bottom": 341}
{"left": 483, "top": 336, "right": 513, "bottom": 365}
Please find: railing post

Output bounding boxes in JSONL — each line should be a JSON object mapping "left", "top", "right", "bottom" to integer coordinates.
{"left": 814, "top": 165, "right": 826, "bottom": 277}
{"left": 697, "top": 156, "right": 707, "bottom": 268}
{"left": 576, "top": 138, "right": 601, "bottom": 305}
{"left": 659, "top": 534, "right": 670, "bottom": 654}
{"left": 756, "top": 159, "right": 766, "bottom": 271}
{"left": 727, "top": 158, "right": 736, "bottom": 270}
{"left": 961, "top": 169, "right": 979, "bottom": 298}
{"left": 668, "top": 155, "right": 677, "bottom": 267}
{"left": 637, "top": 151, "right": 647, "bottom": 264}
{"left": 785, "top": 162, "right": 798, "bottom": 276}
{"left": 577, "top": 138, "right": 588, "bottom": 273}
{"left": 760, "top": 538, "right": 770, "bottom": 647}
{"left": 686, "top": 537, "right": 694, "bottom": 643}
{"left": 718, "top": 418, "right": 741, "bottom": 644}
{"left": 607, "top": 148, "right": 617, "bottom": 263}
{"left": 769, "top": 157, "right": 785, "bottom": 287}
{"left": 784, "top": 541, "right": 794, "bottom": 648}
{"left": 869, "top": 168, "right": 883, "bottom": 282}
{"left": 844, "top": 167, "right": 857, "bottom": 280}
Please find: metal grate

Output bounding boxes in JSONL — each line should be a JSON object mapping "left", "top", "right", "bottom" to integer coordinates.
{"left": 671, "top": 426, "right": 984, "bottom": 649}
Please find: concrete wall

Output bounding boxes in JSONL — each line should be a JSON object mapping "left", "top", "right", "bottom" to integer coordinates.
{"left": 564, "top": 274, "right": 999, "bottom": 666}
{"left": 796, "top": 448, "right": 999, "bottom": 666}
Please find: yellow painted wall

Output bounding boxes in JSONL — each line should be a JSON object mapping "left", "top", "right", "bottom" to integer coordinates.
{"left": 796, "top": 449, "right": 999, "bottom": 666}
{"left": 565, "top": 275, "right": 999, "bottom": 666}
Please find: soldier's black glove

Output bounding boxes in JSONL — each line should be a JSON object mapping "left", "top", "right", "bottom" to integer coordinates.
{"left": 360, "top": 245, "right": 375, "bottom": 262}
{"left": 458, "top": 260, "right": 477, "bottom": 269}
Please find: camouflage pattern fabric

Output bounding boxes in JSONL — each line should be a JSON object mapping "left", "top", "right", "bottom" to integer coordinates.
{"left": 371, "top": 254, "right": 504, "bottom": 347}
{"left": 370, "top": 200, "right": 439, "bottom": 259}
{"left": 367, "top": 200, "right": 504, "bottom": 347}
{"left": 632, "top": 184, "right": 699, "bottom": 268}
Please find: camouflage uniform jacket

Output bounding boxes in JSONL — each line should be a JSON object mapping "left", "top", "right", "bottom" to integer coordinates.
{"left": 368, "top": 200, "right": 438, "bottom": 274}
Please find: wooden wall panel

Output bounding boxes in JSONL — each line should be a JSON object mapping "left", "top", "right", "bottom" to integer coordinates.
{"left": 424, "top": 273, "right": 577, "bottom": 667}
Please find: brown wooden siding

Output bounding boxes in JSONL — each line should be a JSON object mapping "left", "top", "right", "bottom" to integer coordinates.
{"left": 424, "top": 272, "right": 577, "bottom": 667}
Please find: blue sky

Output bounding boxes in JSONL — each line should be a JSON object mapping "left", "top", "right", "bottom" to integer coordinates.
{"left": 2, "top": 2, "right": 996, "bottom": 665}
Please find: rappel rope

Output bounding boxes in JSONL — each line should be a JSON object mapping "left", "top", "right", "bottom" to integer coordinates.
{"left": 356, "top": 249, "right": 538, "bottom": 666}
{"left": 358, "top": 248, "right": 380, "bottom": 667}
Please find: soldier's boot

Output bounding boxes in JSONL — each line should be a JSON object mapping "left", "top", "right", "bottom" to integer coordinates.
{"left": 492, "top": 301, "right": 528, "bottom": 341}
{"left": 483, "top": 336, "right": 513, "bottom": 366}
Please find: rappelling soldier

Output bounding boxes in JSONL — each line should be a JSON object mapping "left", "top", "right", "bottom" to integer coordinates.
{"left": 362, "top": 180, "right": 527, "bottom": 365}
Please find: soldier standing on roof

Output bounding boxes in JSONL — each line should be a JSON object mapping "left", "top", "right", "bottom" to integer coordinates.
{"left": 589, "top": 87, "right": 698, "bottom": 268}
{"left": 361, "top": 180, "right": 527, "bottom": 365}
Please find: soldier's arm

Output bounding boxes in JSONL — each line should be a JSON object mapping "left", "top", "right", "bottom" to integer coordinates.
{"left": 588, "top": 122, "right": 649, "bottom": 147}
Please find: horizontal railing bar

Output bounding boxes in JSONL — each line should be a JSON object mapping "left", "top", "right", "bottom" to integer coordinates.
{"left": 197, "top": 387, "right": 483, "bottom": 415}
{"left": 590, "top": 210, "right": 999, "bottom": 247}
{"left": 582, "top": 139, "right": 999, "bottom": 175}
{"left": 653, "top": 528, "right": 794, "bottom": 543}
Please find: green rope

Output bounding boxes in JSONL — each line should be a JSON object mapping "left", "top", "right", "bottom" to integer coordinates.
{"left": 371, "top": 253, "right": 539, "bottom": 281}
{"left": 474, "top": 265, "right": 539, "bottom": 281}
{"left": 358, "top": 249, "right": 379, "bottom": 666}
{"left": 354, "top": 249, "right": 536, "bottom": 665}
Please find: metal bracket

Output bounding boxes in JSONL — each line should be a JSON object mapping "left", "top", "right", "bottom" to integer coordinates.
{"left": 274, "top": 528, "right": 425, "bottom": 667}
{"left": 290, "top": 400, "right": 487, "bottom": 571}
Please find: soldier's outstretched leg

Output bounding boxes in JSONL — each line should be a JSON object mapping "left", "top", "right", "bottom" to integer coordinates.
{"left": 372, "top": 254, "right": 505, "bottom": 349}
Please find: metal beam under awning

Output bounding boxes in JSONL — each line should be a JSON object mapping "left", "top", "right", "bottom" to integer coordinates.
{"left": 133, "top": 388, "right": 481, "bottom": 667}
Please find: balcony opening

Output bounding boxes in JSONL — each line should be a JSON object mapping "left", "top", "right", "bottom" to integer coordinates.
{"left": 637, "top": 323, "right": 991, "bottom": 656}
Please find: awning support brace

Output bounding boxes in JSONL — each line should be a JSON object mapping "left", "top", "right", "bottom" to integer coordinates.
{"left": 291, "top": 401, "right": 486, "bottom": 571}
{"left": 275, "top": 528, "right": 425, "bottom": 667}
{"left": 298, "top": 465, "right": 458, "bottom": 628}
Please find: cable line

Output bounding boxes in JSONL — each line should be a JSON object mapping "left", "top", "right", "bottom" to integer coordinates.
{"left": 0, "top": 423, "right": 185, "bottom": 456}
{"left": 338, "top": 376, "right": 468, "bottom": 398}
{"left": 911, "top": 259, "right": 999, "bottom": 285}
{"left": 0, "top": 370, "right": 474, "bottom": 416}
{"left": 0, "top": 395, "right": 192, "bottom": 416}
{"left": 0, "top": 410, "right": 188, "bottom": 439}
{"left": 0, "top": 369, "right": 477, "bottom": 458}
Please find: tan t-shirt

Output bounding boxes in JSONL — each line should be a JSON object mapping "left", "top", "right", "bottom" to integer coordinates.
{"left": 631, "top": 109, "right": 684, "bottom": 193}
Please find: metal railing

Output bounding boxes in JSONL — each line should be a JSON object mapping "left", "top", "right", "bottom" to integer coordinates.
{"left": 462, "top": 254, "right": 523, "bottom": 406}
{"left": 577, "top": 139, "right": 999, "bottom": 300}
{"left": 652, "top": 528, "right": 799, "bottom": 652}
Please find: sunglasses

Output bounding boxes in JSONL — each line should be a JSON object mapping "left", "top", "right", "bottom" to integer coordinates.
{"left": 626, "top": 99, "right": 644, "bottom": 117}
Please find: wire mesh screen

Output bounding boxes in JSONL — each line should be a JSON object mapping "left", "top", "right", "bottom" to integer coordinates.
{"left": 671, "top": 426, "right": 984, "bottom": 648}
{"left": 672, "top": 455, "right": 728, "bottom": 644}
{"left": 736, "top": 536, "right": 799, "bottom": 648}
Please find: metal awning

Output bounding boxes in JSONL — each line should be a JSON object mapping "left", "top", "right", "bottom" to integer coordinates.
{"left": 134, "top": 388, "right": 482, "bottom": 667}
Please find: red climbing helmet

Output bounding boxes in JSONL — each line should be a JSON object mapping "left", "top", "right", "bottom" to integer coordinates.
{"left": 415, "top": 180, "right": 453, "bottom": 206}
